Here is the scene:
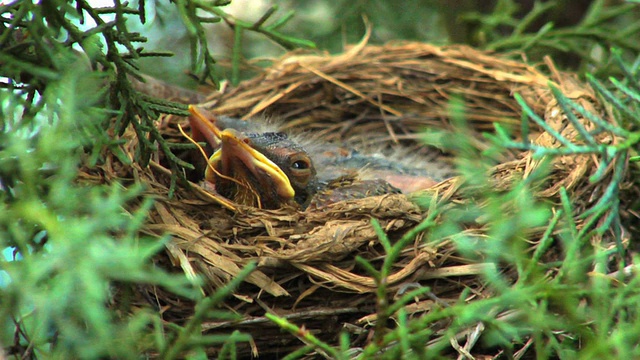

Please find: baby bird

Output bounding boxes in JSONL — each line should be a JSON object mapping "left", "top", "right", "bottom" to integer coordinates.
{"left": 187, "top": 106, "right": 452, "bottom": 209}
{"left": 188, "top": 106, "right": 318, "bottom": 209}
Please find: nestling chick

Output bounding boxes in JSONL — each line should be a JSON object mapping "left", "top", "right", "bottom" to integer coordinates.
{"left": 187, "top": 106, "right": 453, "bottom": 209}
{"left": 188, "top": 106, "right": 317, "bottom": 209}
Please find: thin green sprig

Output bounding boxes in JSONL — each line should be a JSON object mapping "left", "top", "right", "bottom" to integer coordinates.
{"left": 463, "top": 0, "right": 640, "bottom": 69}
{"left": 488, "top": 74, "right": 638, "bottom": 250}
{"left": 176, "top": 2, "right": 315, "bottom": 85}
{"left": 265, "top": 313, "right": 342, "bottom": 359}
{"left": 160, "top": 262, "right": 257, "bottom": 360}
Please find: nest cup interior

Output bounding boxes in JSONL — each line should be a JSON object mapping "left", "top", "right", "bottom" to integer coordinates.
{"left": 102, "top": 42, "right": 617, "bottom": 357}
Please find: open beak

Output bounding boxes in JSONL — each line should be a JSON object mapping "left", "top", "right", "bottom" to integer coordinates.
{"left": 188, "top": 105, "right": 223, "bottom": 153}
{"left": 208, "top": 129, "right": 295, "bottom": 200}
{"left": 187, "top": 105, "right": 295, "bottom": 206}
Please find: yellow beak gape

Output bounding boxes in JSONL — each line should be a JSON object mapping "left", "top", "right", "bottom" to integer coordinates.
{"left": 207, "top": 129, "right": 295, "bottom": 200}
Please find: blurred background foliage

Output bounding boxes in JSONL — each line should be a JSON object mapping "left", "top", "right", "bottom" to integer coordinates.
{"left": 2, "top": 0, "right": 640, "bottom": 358}
{"left": 127, "top": 0, "right": 640, "bottom": 87}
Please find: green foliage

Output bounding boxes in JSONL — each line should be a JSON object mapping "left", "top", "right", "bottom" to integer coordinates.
{"left": 0, "top": 0, "right": 307, "bottom": 358}
{"left": 160, "top": 262, "right": 256, "bottom": 359}
{"left": 283, "top": 0, "right": 448, "bottom": 52}
{"left": 461, "top": 0, "right": 640, "bottom": 71}
{"left": 487, "top": 50, "right": 640, "bottom": 250}
{"left": 0, "top": 0, "right": 313, "bottom": 196}
{"left": 284, "top": 0, "right": 639, "bottom": 74}
{"left": 175, "top": 1, "right": 314, "bottom": 85}
{"left": 2, "top": 65, "right": 182, "bottom": 358}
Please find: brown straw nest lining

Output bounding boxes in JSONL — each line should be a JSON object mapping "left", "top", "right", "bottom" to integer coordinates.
{"left": 93, "top": 42, "right": 621, "bottom": 357}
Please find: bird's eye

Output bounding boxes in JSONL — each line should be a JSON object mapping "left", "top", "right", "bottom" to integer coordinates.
{"left": 291, "top": 159, "right": 310, "bottom": 170}
{"left": 288, "top": 154, "right": 314, "bottom": 188}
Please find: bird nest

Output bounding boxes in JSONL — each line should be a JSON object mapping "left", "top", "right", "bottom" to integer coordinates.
{"left": 91, "top": 41, "right": 622, "bottom": 357}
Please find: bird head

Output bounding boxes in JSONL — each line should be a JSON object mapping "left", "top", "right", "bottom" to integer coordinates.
{"left": 188, "top": 106, "right": 317, "bottom": 209}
